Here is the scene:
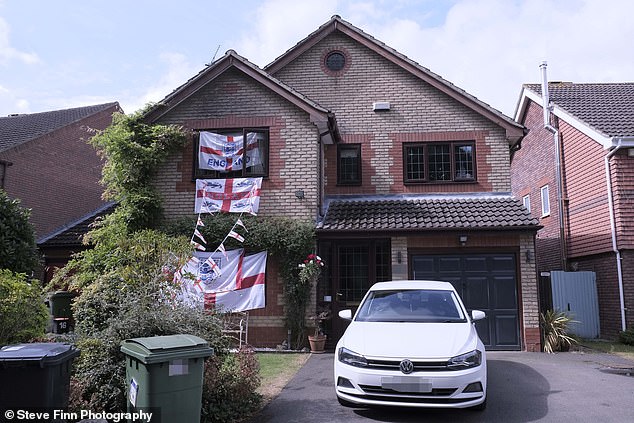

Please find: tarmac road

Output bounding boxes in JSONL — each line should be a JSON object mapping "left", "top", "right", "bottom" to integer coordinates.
{"left": 249, "top": 351, "right": 634, "bottom": 423}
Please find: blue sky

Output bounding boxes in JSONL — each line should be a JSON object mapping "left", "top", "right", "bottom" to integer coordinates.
{"left": 1, "top": 0, "right": 632, "bottom": 118}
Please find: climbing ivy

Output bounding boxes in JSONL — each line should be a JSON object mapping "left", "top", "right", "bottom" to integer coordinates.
{"left": 89, "top": 108, "right": 187, "bottom": 233}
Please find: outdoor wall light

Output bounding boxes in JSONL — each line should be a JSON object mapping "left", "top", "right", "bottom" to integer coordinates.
{"left": 295, "top": 190, "right": 305, "bottom": 199}
{"left": 525, "top": 250, "right": 533, "bottom": 263}
{"left": 397, "top": 251, "right": 402, "bottom": 264}
{"left": 459, "top": 235, "right": 468, "bottom": 246}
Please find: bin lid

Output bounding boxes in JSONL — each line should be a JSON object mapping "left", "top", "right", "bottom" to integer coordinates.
{"left": 120, "top": 334, "right": 213, "bottom": 364}
{"left": 0, "top": 343, "right": 80, "bottom": 368}
{"left": 50, "top": 290, "right": 76, "bottom": 298}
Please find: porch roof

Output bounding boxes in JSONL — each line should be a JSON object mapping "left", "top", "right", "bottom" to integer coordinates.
{"left": 317, "top": 194, "right": 540, "bottom": 232}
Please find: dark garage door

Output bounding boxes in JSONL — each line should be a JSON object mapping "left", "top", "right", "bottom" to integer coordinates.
{"left": 412, "top": 253, "right": 520, "bottom": 350}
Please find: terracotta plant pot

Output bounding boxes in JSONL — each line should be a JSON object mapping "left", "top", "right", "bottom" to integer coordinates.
{"left": 308, "top": 334, "right": 327, "bottom": 353}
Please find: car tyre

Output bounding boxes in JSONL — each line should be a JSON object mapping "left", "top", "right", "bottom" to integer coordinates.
{"left": 470, "top": 397, "right": 487, "bottom": 411}
{"left": 337, "top": 396, "right": 356, "bottom": 408}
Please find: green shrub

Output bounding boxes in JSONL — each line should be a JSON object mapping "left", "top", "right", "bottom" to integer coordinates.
{"left": 540, "top": 309, "right": 578, "bottom": 353}
{"left": 62, "top": 229, "right": 240, "bottom": 415}
{"left": 619, "top": 327, "right": 634, "bottom": 346}
{"left": 0, "top": 269, "right": 48, "bottom": 345}
{"left": 0, "top": 189, "right": 40, "bottom": 274}
{"left": 201, "top": 347, "right": 262, "bottom": 423}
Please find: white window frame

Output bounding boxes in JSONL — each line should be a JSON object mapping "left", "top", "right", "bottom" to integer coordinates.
{"left": 540, "top": 185, "right": 550, "bottom": 217}
{"left": 522, "top": 194, "right": 531, "bottom": 213}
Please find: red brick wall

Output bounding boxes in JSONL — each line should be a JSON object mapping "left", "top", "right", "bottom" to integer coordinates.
{"left": 273, "top": 32, "right": 513, "bottom": 195}
{"left": 1, "top": 105, "right": 117, "bottom": 239}
{"left": 573, "top": 252, "right": 622, "bottom": 339}
{"left": 611, "top": 152, "right": 634, "bottom": 249}
{"left": 511, "top": 100, "right": 562, "bottom": 272}
{"left": 153, "top": 68, "right": 321, "bottom": 220}
{"left": 559, "top": 119, "right": 612, "bottom": 257}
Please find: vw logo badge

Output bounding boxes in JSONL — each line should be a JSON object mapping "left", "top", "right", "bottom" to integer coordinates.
{"left": 399, "top": 359, "right": 414, "bottom": 374}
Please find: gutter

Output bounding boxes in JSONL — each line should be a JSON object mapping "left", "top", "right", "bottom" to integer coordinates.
{"left": 604, "top": 137, "right": 634, "bottom": 332}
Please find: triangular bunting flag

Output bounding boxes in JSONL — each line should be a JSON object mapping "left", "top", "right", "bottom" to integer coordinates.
{"left": 191, "top": 240, "right": 206, "bottom": 251}
{"left": 235, "top": 218, "right": 248, "bottom": 232}
{"left": 194, "top": 228, "right": 207, "bottom": 244}
{"left": 228, "top": 230, "right": 245, "bottom": 243}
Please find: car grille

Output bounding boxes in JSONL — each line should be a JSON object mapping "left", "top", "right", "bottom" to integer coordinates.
{"left": 365, "top": 358, "right": 449, "bottom": 372}
{"left": 359, "top": 385, "right": 457, "bottom": 397}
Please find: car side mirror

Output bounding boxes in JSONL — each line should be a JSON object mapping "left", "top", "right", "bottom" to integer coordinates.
{"left": 338, "top": 309, "right": 353, "bottom": 321}
{"left": 471, "top": 310, "right": 486, "bottom": 321}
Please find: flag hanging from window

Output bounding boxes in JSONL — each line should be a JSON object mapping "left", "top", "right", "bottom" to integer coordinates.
{"left": 195, "top": 177, "right": 262, "bottom": 214}
{"left": 199, "top": 131, "right": 262, "bottom": 171}
{"left": 179, "top": 250, "right": 267, "bottom": 312}
{"left": 204, "top": 251, "right": 267, "bottom": 312}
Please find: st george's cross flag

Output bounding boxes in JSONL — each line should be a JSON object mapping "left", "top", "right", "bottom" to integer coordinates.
{"left": 180, "top": 249, "right": 244, "bottom": 293}
{"left": 195, "top": 178, "right": 262, "bottom": 214}
{"left": 198, "top": 131, "right": 262, "bottom": 172}
{"left": 204, "top": 251, "right": 267, "bottom": 312}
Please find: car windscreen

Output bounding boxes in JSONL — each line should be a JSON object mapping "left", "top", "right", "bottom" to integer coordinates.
{"left": 354, "top": 289, "right": 467, "bottom": 323}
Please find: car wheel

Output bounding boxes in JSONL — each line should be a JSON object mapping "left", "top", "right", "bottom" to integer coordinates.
{"left": 470, "top": 397, "right": 487, "bottom": 411}
{"left": 337, "top": 396, "right": 356, "bottom": 408}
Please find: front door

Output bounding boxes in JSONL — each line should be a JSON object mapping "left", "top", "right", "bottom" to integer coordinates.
{"left": 325, "top": 239, "right": 391, "bottom": 342}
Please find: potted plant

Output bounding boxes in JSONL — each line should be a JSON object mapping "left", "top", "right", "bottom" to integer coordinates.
{"left": 540, "top": 309, "right": 578, "bottom": 353}
{"left": 308, "top": 309, "right": 331, "bottom": 353}
{"left": 298, "top": 254, "right": 327, "bottom": 352}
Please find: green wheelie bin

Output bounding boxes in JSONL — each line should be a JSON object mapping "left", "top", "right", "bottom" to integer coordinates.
{"left": 120, "top": 334, "right": 213, "bottom": 423}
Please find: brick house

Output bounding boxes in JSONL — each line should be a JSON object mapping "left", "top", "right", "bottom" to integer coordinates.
{"left": 512, "top": 72, "right": 634, "bottom": 339}
{"left": 145, "top": 16, "right": 541, "bottom": 350}
{"left": 0, "top": 103, "right": 120, "bottom": 279}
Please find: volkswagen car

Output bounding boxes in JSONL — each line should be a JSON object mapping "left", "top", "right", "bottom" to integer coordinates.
{"left": 334, "top": 280, "right": 487, "bottom": 409}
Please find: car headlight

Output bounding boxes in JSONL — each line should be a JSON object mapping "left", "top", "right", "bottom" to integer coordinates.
{"left": 447, "top": 350, "right": 482, "bottom": 370}
{"left": 338, "top": 347, "right": 368, "bottom": 367}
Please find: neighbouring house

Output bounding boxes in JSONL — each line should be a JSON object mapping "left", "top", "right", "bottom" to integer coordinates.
{"left": 0, "top": 103, "right": 120, "bottom": 280}
{"left": 145, "top": 16, "right": 541, "bottom": 350}
{"left": 512, "top": 65, "right": 634, "bottom": 339}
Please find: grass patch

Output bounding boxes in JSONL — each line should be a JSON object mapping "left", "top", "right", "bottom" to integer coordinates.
{"left": 580, "top": 340, "right": 634, "bottom": 362}
{"left": 257, "top": 353, "right": 310, "bottom": 402}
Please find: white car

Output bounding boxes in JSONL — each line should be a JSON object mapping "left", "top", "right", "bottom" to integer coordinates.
{"left": 334, "top": 280, "right": 487, "bottom": 410}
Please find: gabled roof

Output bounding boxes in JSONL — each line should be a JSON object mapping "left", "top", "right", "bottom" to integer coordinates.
{"left": 515, "top": 82, "right": 634, "bottom": 149}
{"left": 142, "top": 50, "right": 340, "bottom": 143}
{"left": 317, "top": 194, "right": 540, "bottom": 232}
{"left": 0, "top": 102, "right": 120, "bottom": 153}
{"left": 38, "top": 202, "right": 116, "bottom": 247}
{"left": 265, "top": 15, "right": 525, "bottom": 143}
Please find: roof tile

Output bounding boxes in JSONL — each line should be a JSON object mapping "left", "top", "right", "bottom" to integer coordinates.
{"left": 525, "top": 83, "right": 634, "bottom": 138}
{"left": 318, "top": 196, "right": 539, "bottom": 231}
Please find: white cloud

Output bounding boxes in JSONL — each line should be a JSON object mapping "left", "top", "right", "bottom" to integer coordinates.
{"left": 234, "top": 0, "right": 339, "bottom": 66}
{"left": 125, "top": 52, "right": 202, "bottom": 114}
{"left": 0, "top": 17, "right": 39, "bottom": 65}
{"left": 351, "top": 0, "right": 634, "bottom": 115}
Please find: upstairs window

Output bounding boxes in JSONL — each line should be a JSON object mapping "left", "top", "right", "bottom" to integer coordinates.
{"left": 541, "top": 185, "right": 550, "bottom": 217}
{"left": 337, "top": 144, "right": 361, "bottom": 185}
{"left": 195, "top": 128, "right": 269, "bottom": 179}
{"left": 403, "top": 142, "right": 475, "bottom": 183}
{"left": 523, "top": 194, "right": 531, "bottom": 213}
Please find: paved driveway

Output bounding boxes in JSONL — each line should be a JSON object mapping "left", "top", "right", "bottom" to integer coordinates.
{"left": 250, "top": 351, "right": 634, "bottom": 423}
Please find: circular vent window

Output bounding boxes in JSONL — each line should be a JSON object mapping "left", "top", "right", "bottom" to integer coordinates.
{"left": 325, "top": 51, "right": 346, "bottom": 72}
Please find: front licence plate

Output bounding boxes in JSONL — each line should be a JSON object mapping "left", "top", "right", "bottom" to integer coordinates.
{"left": 381, "top": 376, "right": 432, "bottom": 393}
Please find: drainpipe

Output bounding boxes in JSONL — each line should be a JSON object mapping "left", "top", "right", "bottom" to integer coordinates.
{"left": 540, "top": 62, "right": 568, "bottom": 270}
{"left": 605, "top": 140, "right": 628, "bottom": 332}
